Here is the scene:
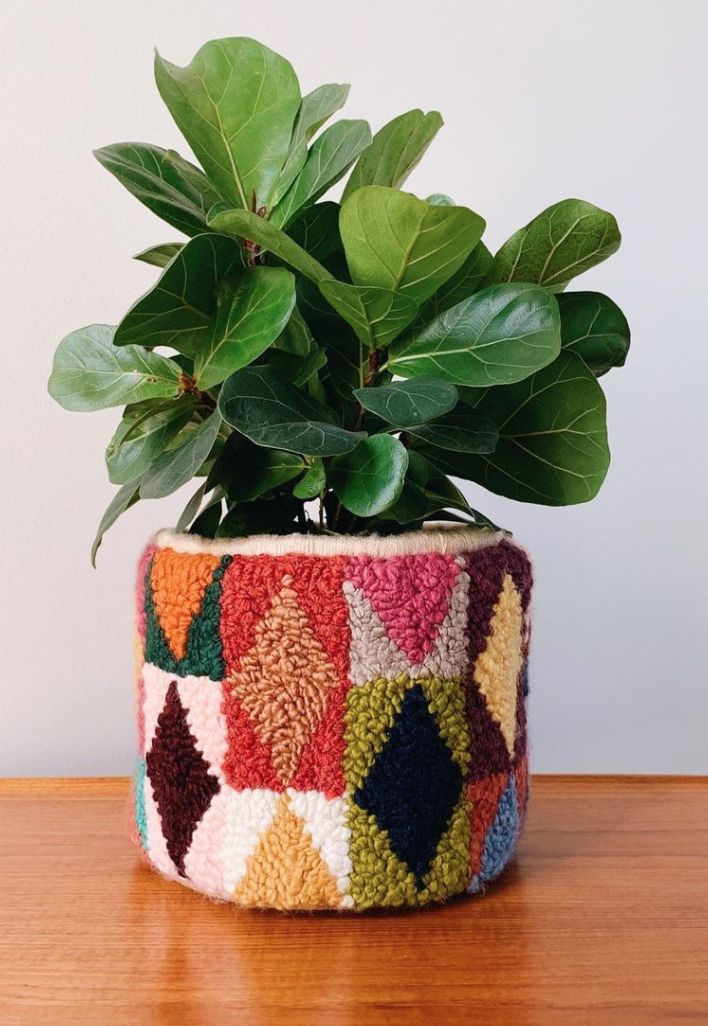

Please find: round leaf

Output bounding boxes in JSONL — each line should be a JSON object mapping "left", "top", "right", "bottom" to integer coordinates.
{"left": 342, "top": 110, "right": 443, "bottom": 200}
{"left": 113, "top": 234, "right": 243, "bottom": 356}
{"left": 218, "top": 366, "right": 364, "bottom": 456}
{"left": 388, "top": 284, "right": 561, "bottom": 386}
{"left": 48, "top": 324, "right": 182, "bottom": 412}
{"left": 437, "top": 351, "right": 610, "bottom": 505}
{"left": 557, "top": 291, "right": 630, "bottom": 375}
{"left": 194, "top": 267, "right": 296, "bottom": 389}
{"left": 339, "top": 186, "right": 485, "bottom": 307}
{"left": 491, "top": 199, "right": 621, "bottom": 292}
{"left": 154, "top": 38, "right": 301, "bottom": 210}
{"left": 353, "top": 379, "right": 458, "bottom": 426}
{"left": 331, "top": 435, "right": 408, "bottom": 516}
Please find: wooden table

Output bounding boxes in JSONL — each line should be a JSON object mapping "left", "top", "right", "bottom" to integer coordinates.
{"left": 0, "top": 777, "right": 706, "bottom": 1026}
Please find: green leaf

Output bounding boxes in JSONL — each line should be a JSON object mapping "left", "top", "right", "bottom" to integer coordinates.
{"left": 405, "top": 412, "right": 498, "bottom": 452}
{"left": 208, "top": 207, "right": 330, "bottom": 286}
{"left": 453, "top": 351, "right": 610, "bottom": 505}
{"left": 388, "top": 283, "right": 560, "bottom": 386}
{"left": 217, "top": 499, "right": 298, "bottom": 537}
{"left": 106, "top": 400, "right": 194, "bottom": 483}
{"left": 288, "top": 202, "right": 342, "bottom": 262}
{"left": 339, "top": 186, "right": 485, "bottom": 307}
{"left": 93, "top": 143, "right": 221, "bottom": 236}
{"left": 426, "top": 193, "right": 455, "bottom": 206}
{"left": 273, "top": 84, "right": 351, "bottom": 203}
{"left": 271, "top": 120, "right": 371, "bottom": 228}
{"left": 273, "top": 305, "right": 315, "bottom": 356}
{"left": 331, "top": 435, "right": 408, "bottom": 516}
{"left": 139, "top": 413, "right": 222, "bottom": 499}
{"left": 557, "top": 291, "right": 630, "bottom": 375}
{"left": 133, "top": 243, "right": 183, "bottom": 268}
{"left": 492, "top": 199, "right": 621, "bottom": 292}
{"left": 341, "top": 110, "right": 443, "bottom": 201}
{"left": 191, "top": 495, "right": 224, "bottom": 537}
{"left": 353, "top": 379, "right": 457, "bottom": 426}
{"left": 175, "top": 482, "right": 207, "bottom": 532}
{"left": 154, "top": 38, "right": 301, "bottom": 210}
{"left": 225, "top": 447, "right": 304, "bottom": 501}
{"left": 218, "top": 366, "right": 365, "bottom": 456}
{"left": 91, "top": 481, "right": 140, "bottom": 567}
{"left": 193, "top": 267, "right": 296, "bottom": 389}
{"left": 319, "top": 280, "right": 418, "bottom": 348}
{"left": 293, "top": 458, "right": 326, "bottom": 499}
{"left": 113, "top": 234, "right": 242, "bottom": 355}
{"left": 48, "top": 324, "right": 182, "bottom": 412}
{"left": 416, "top": 241, "right": 494, "bottom": 322}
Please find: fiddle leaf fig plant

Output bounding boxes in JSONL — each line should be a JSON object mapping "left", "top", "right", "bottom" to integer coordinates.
{"left": 48, "top": 36, "right": 630, "bottom": 563}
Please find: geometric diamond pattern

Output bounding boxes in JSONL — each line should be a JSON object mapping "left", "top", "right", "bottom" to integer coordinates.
{"left": 134, "top": 534, "right": 533, "bottom": 910}
{"left": 353, "top": 684, "right": 463, "bottom": 886}
{"left": 145, "top": 680, "right": 220, "bottom": 876}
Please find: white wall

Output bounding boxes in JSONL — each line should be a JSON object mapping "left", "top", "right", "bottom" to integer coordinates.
{"left": 2, "top": 0, "right": 706, "bottom": 775}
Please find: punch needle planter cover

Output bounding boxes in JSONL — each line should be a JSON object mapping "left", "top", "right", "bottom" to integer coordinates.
{"left": 135, "top": 528, "right": 531, "bottom": 909}
{"left": 48, "top": 37, "right": 629, "bottom": 910}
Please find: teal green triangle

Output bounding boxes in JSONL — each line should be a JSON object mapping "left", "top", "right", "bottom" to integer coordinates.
{"left": 143, "top": 555, "right": 231, "bottom": 680}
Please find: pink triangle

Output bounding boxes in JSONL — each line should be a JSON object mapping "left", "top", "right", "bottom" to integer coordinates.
{"left": 346, "top": 554, "right": 460, "bottom": 665}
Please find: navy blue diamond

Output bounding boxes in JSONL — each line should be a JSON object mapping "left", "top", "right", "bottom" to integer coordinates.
{"left": 354, "top": 684, "right": 463, "bottom": 887}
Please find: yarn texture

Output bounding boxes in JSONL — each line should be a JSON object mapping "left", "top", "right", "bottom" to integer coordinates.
{"left": 133, "top": 527, "right": 532, "bottom": 911}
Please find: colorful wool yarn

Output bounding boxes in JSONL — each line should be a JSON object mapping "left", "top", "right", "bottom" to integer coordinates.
{"left": 133, "top": 527, "right": 532, "bottom": 911}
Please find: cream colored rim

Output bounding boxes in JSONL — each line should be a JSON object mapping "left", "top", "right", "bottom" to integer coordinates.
{"left": 154, "top": 523, "right": 508, "bottom": 558}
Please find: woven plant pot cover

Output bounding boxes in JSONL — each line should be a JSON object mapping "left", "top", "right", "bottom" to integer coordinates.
{"left": 131, "top": 527, "right": 532, "bottom": 911}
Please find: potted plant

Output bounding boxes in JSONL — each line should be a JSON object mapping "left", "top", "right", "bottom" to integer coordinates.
{"left": 48, "top": 37, "right": 629, "bottom": 911}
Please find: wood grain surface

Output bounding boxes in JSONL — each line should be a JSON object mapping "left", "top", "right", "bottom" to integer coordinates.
{"left": 0, "top": 776, "right": 706, "bottom": 1026}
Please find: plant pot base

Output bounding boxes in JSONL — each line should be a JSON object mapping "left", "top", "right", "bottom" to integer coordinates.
{"left": 133, "top": 528, "right": 532, "bottom": 911}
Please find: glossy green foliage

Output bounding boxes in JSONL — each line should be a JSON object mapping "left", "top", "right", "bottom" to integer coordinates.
{"left": 48, "top": 36, "right": 628, "bottom": 559}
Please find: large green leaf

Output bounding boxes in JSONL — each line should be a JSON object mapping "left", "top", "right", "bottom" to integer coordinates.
{"left": 194, "top": 267, "right": 296, "bottom": 389}
{"left": 405, "top": 412, "right": 498, "bottom": 453}
{"left": 48, "top": 324, "right": 182, "bottom": 412}
{"left": 416, "top": 241, "right": 494, "bottom": 323}
{"left": 218, "top": 366, "right": 364, "bottom": 456}
{"left": 209, "top": 207, "right": 330, "bottom": 285}
{"left": 557, "top": 291, "right": 630, "bottom": 375}
{"left": 94, "top": 143, "right": 222, "bottom": 236}
{"left": 113, "top": 234, "right": 242, "bottom": 355}
{"left": 90, "top": 481, "right": 141, "bottom": 566}
{"left": 106, "top": 400, "right": 194, "bottom": 484}
{"left": 339, "top": 186, "right": 485, "bottom": 306}
{"left": 353, "top": 379, "right": 457, "bottom": 426}
{"left": 341, "top": 110, "right": 443, "bottom": 201}
{"left": 319, "top": 280, "right": 418, "bottom": 349}
{"left": 140, "top": 413, "right": 222, "bottom": 499}
{"left": 492, "top": 199, "right": 621, "bottom": 292}
{"left": 451, "top": 351, "right": 610, "bottom": 504}
{"left": 271, "top": 120, "right": 371, "bottom": 228}
{"left": 154, "top": 38, "right": 300, "bottom": 210}
{"left": 273, "top": 83, "right": 351, "bottom": 204}
{"left": 388, "top": 283, "right": 560, "bottom": 386}
{"left": 331, "top": 435, "right": 408, "bottom": 516}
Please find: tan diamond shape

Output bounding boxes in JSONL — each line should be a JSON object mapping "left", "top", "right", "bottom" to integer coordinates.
{"left": 473, "top": 573, "right": 523, "bottom": 757}
{"left": 230, "top": 575, "right": 339, "bottom": 784}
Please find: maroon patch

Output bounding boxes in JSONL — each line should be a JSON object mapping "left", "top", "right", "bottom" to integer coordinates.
{"left": 146, "top": 680, "right": 220, "bottom": 875}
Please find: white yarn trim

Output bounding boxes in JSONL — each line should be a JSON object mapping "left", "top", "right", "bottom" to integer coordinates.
{"left": 153, "top": 523, "right": 508, "bottom": 558}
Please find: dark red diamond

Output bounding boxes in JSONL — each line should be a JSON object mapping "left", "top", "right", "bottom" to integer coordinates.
{"left": 146, "top": 680, "right": 220, "bottom": 876}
